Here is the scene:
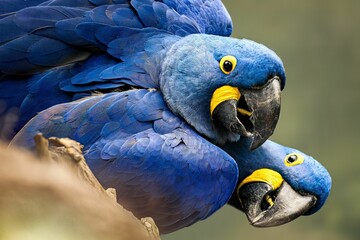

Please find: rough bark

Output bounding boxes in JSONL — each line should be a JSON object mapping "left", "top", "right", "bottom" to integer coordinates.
{"left": 0, "top": 134, "right": 160, "bottom": 240}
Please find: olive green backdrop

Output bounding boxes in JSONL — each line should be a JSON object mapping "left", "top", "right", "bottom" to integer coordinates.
{"left": 164, "top": 1, "right": 360, "bottom": 239}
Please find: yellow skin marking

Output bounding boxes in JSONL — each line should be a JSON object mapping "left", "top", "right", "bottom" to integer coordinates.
{"left": 210, "top": 85, "right": 240, "bottom": 115}
{"left": 265, "top": 195, "right": 275, "bottom": 207}
{"left": 238, "top": 168, "right": 284, "bottom": 192}
{"left": 210, "top": 85, "right": 253, "bottom": 118}
{"left": 237, "top": 108, "right": 252, "bottom": 117}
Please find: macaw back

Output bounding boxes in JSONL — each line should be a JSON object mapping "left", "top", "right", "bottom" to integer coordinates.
{"left": 11, "top": 89, "right": 238, "bottom": 234}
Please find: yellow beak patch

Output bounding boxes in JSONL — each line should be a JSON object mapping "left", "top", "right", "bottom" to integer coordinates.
{"left": 210, "top": 86, "right": 241, "bottom": 115}
{"left": 238, "top": 168, "right": 284, "bottom": 191}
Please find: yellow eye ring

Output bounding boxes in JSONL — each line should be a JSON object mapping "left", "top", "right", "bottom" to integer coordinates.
{"left": 220, "top": 55, "right": 237, "bottom": 74}
{"left": 284, "top": 153, "right": 304, "bottom": 167}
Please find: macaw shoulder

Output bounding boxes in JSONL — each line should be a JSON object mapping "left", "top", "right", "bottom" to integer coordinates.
{"left": 82, "top": 92, "right": 238, "bottom": 233}
{"left": 10, "top": 89, "right": 239, "bottom": 233}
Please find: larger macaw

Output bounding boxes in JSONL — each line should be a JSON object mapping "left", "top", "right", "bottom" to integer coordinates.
{"left": 0, "top": 0, "right": 284, "bottom": 150}
{"left": 11, "top": 89, "right": 331, "bottom": 233}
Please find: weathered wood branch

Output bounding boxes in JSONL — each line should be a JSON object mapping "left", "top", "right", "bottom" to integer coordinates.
{"left": 0, "top": 134, "right": 160, "bottom": 240}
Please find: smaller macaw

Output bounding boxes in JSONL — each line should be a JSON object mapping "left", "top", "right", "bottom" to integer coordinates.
{"left": 11, "top": 89, "right": 331, "bottom": 233}
{"left": 225, "top": 138, "right": 331, "bottom": 227}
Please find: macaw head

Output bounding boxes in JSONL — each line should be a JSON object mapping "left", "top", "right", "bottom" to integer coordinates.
{"left": 224, "top": 139, "right": 332, "bottom": 227}
{"left": 160, "top": 34, "right": 285, "bottom": 149}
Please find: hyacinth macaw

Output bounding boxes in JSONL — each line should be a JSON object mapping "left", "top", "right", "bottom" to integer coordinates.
{"left": 11, "top": 89, "right": 331, "bottom": 233}
{"left": 0, "top": 0, "right": 285, "bottom": 150}
{"left": 225, "top": 138, "right": 331, "bottom": 227}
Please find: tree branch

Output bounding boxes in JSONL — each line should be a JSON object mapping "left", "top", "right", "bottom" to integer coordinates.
{"left": 0, "top": 134, "right": 160, "bottom": 240}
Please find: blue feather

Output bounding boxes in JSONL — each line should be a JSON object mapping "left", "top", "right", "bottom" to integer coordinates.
{"left": 89, "top": 0, "right": 112, "bottom": 5}
{"left": 0, "top": 76, "right": 29, "bottom": 110}
{"left": 161, "top": 0, "right": 232, "bottom": 36}
{"left": 42, "top": 0, "right": 94, "bottom": 8}
{"left": 60, "top": 80, "right": 124, "bottom": 92}
{"left": 0, "top": 0, "right": 48, "bottom": 16}
{"left": 112, "top": 6, "right": 144, "bottom": 28}
{"left": 153, "top": 1, "right": 200, "bottom": 36}
{"left": 130, "top": 0, "right": 158, "bottom": 27}
{"left": 0, "top": 35, "right": 46, "bottom": 74}
{"left": 153, "top": 110, "right": 182, "bottom": 134}
{"left": 99, "top": 61, "right": 155, "bottom": 87}
{"left": 69, "top": 55, "right": 117, "bottom": 85}
{"left": 54, "top": 17, "right": 93, "bottom": 46}
{"left": 0, "top": 15, "right": 27, "bottom": 44}
{"left": 28, "top": 37, "right": 91, "bottom": 66}
{"left": 74, "top": 22, "right": 109, "bottom": 47}
{"left": 83, "top": 5, "right": 117, "bottom": 25}
{"left": 13, "top": 6, "right": 85, "bottom": 33}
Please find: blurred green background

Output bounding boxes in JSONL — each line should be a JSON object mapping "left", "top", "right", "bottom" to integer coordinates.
{"left": 164, "top": 0, "right": 360, "bottom": 239}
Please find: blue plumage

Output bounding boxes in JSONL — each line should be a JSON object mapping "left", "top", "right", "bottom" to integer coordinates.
{"left": 0, "top": 0, "right": 284, "bottom": 145}
{"left": 0, "top": 0, "right": 49, "bottom": 16}
{"left": 11, "top": 90, "right": 239, "bottom": 233}
{"left": 11, "top": 89, "right": 331, "bottom": 233}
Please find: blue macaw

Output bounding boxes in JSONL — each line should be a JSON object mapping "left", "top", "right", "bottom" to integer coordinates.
{"left": 11, "top": 89, "right": 331, "bottom": 233}
{"left": 0, "top": 0, "right": 285, "bottom": 149}
{"left": 225, "top": 138, "right": 331, "bottom": 227}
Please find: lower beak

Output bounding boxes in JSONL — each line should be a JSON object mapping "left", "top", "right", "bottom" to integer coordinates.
{"left": 236, "top": 180, "right": 317, "bottom": 227}
{"left": 211, "top": 77, "right": 281, "bottom": 150}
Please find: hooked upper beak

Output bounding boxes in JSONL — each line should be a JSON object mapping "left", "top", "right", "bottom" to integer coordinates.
{"left": 228, "top": 169, "right": 317, "bottom": 227}
{"left": 210, "top": 77, "right": 281, "bottom": 150}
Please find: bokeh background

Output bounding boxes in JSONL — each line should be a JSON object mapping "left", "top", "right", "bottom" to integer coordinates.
{"left": 164, "top": 0, "right": 360, "bottom": 239}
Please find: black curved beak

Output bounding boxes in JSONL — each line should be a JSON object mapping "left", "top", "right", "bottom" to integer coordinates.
{"left": 234, "top": 181, "right": 317, "bottom": 227}
{"left": 211, "top": 77, "right": 281, "bottom": 150}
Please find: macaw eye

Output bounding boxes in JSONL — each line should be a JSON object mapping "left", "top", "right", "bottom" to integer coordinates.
{"left": 284, "top": 153, "right": 304, "bottom": 167}
{"left": 220, "top": 55, "right": 237, "bottom": 74}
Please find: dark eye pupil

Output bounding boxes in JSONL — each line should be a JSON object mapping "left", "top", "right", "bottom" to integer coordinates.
{"left": 288, "top": 155, "right": 298, "bottom": 163}
{"left": 223, "top": 60, "right": 233, "bottom": 72}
